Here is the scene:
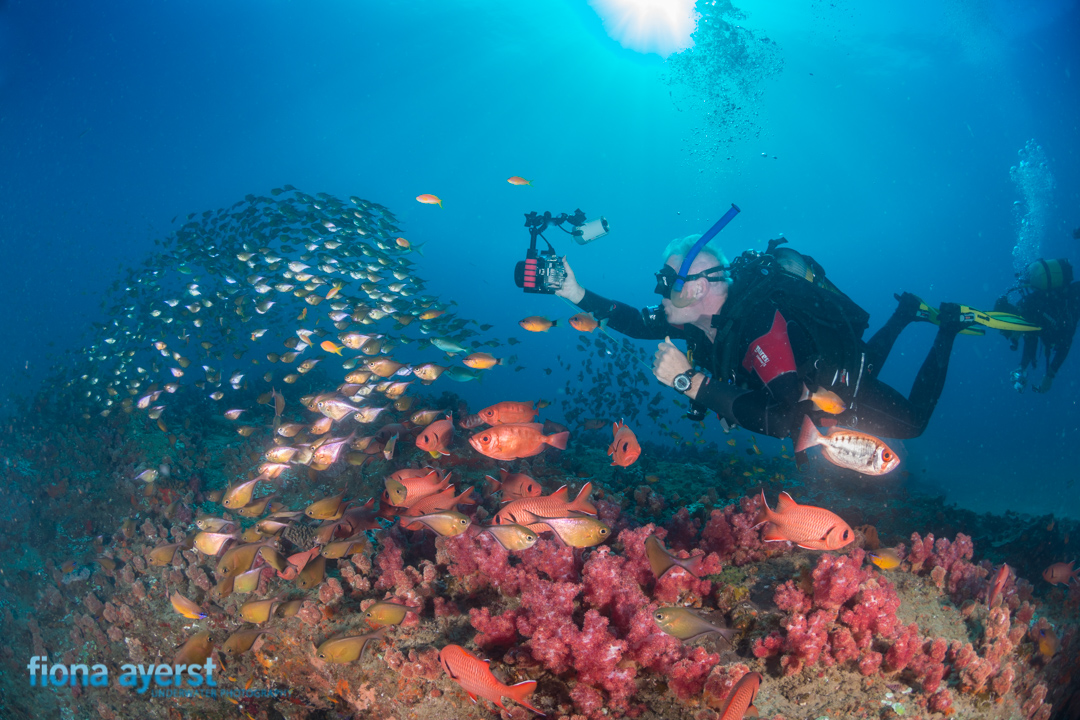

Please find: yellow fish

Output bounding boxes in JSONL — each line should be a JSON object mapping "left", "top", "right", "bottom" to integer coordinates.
{"left": 868, "top": 548, "right": 902, "bottom": 571}
{"left": 518, "top": 316, "right": 557, "bottom": 332}
{"left": 482, "top": 524, "right": 539, "bottom": 551}
{"left": 170, "top": 592, "right": 207, "bottom": 620}
{"left": 321, "top": 340, "right": 344, "bottom": 355}
{"left": 800, "top": 385, "right": 847, "bottom": 415}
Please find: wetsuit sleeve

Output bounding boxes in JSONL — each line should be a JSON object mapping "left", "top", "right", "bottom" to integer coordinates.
{"left": 575, "top": 289, "right": 683, "bottom": 340}
{"left": 693, "top": 378, "right": 801, "bottom": 438}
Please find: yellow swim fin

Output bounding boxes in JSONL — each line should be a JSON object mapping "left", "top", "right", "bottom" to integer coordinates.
{"left": 913, "top": 298, "right": 984, "bottom": 335}
{"left": 959, "top": 306, "right": 1041, "bottom": 332}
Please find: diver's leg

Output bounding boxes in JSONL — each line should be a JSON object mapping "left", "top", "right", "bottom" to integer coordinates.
{"left": 906, "top": 303, "right": 966, "bottom": 432}
{"left": 865, "top": 292, "right": 921, "bottom": 378}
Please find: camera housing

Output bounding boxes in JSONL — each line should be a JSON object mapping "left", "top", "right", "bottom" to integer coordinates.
{"left": 514, "top": 249, "right": 566, "bottom": 294}
{"left": 514, "top": 209, "right": 601, "bottom": 294}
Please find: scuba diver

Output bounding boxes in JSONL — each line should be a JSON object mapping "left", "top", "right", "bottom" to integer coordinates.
{"left": 555, "top": 216, "right": 1037, "bottom": 443}
{"left": 995, "top": 258, "right": 1079, "bottom": 394}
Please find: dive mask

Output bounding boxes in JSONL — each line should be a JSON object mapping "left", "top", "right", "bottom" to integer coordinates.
{"left": 654, "top": 264, "right": 726, "bottom": 308}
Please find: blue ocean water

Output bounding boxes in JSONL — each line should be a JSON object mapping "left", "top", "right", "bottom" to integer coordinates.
{"left": 0, "top": 0, "right": 1077, "bottom": 518}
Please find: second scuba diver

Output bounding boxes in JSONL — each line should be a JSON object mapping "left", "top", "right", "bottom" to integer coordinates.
{"left": 996, "top": 258, "right": 1079, "bottom": 394}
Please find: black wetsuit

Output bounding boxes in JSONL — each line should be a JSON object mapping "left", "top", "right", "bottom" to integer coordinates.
{"left": 574, "top": 288, "right": 963, "bottom": 441}
{"left": 1016, "top": 283, "right": 1080, "bottom": 379}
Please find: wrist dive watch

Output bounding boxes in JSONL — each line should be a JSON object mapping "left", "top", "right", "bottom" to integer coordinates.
{"left": 673, "top": 371, "right": 694, "bottom": 394}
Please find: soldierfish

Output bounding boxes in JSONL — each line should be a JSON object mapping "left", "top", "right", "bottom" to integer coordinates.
{"left": 468, "top": 423, "right": 569, "bottom": 461}
{"left": 383, "top": 469, "right": 450, "bottom": 508}
{"left": 795, "top": 415, "right": 899, "bottom": 475}
{"left": 987, "top": 563, "right": 1011, "bottom": 608}
{"left": 607, "top": 420, "right": 641, "bottom": 467}
{"left": 494, "top": 483, "right": 596, "bottom": 526}
{"left": 755, "top": 490, "right": 854, "bottom": 551}
{"left": 719, "top": 672, "right": 762, "bottom": 720}
{"left": 438, "top": 644, "right": 544, "bottom": 715}
{"left": 1042, "top": 561, "right": 1079, "bottom": 586}
{"left": 401, "top": 486, "right": 476, "bottom": 528}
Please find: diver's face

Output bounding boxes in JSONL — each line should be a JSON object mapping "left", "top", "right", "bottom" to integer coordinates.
{"left": 660, "top": 255, "right": 698, "bottom": 324}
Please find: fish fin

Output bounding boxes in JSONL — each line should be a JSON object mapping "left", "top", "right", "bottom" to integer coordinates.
{"left": 571, "top": 481, "right": 596, "bottom": 515}
{"left": 752, "top": 490, "right": 774, "bottom": 528}
{"left": 761, "top": 526, "right": 789, "bottom": 543}
{"left": 799, "top": 383, "right": 810, "bottom": 403}
{"left": 794, "top": 415, "right": 821, "bottom": 453}
{"left": 455, "top": 487, "right": 477, "bottom": 506}
{"left": 550, "top": 485, "right": 569, "bottom": 501}
{"left": 506, "top": 680, "right": 544, "bottom": 715}
{"left": 775, "top": 491, "right": 798, "bottom": 513}
{"left": 746, "top": 705, "right": 759, "bottom": 718}
{"left": 546, "top": 431, "right": 569, "bottom": 450}
{"left": 466, "top": 691, "right": 478, "bottom": 704}
{"left": 681, "top": 554, "right": 706, "bottom": 577}
{"left": 485, "top": 475, "right": 502, "bottom": 493}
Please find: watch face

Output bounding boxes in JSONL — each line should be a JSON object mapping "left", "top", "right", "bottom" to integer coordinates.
{"left": 674, "top": 374, "right": 691, "bottom": 392}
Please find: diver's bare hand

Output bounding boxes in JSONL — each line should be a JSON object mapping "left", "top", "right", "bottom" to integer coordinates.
{"left": 653, "top": 336, "right": 692, "bottom": 387}
{"left": 555, "top": 258, "right": 585, "bottom": 304}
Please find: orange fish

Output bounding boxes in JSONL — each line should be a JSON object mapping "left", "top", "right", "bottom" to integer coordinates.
{"left": 568, "top": 313, "right": 604, "bottom": 333}
{"left": 755, "top": 490, "right": 854, "bottom": 551}
{"left": 416, "top": 414, "right": 454, "bottom": 458}
{"left": 507, "top": 176, "right": 531, "bottom": 186}
{"left": 799, "top": 385, "right": 847, "bottom": 414}
{"left": 384, "top": 469, "right": 451, "bottom": 508}
{"left": 438, "top": 644, "right": 543, "bottom": 715}
{"left": 1036, "top": 627, "right": 1060, "bottom": 657}
{"left": 477, "top": 401, "right": 538, "bottom": 426}
{"left": 416, "top": 194, "right": 442, "bottom": 207}
{"left": 719, "top": 672, "right": 762, "bottom": 720}
{"left": 607, "top": 421, "right": 641, "bottom": 467}
{"left": 494, "top": 482, "right": 595, "bottom": 526}
{"left": 987, "top": 563, "right": 1010, "bottom": 608}
{"left": 463, "top": 352, "right": 505, "bottom": 370}
{"left": 1042, "top": 561, "right": 1079, "bottom": 586}
{"left": 321, "top": 340, "right": 344, "bottom": 355}
{"left": 795, "top": 415, "right": 899, "bottom": 476}
{"left": 485, "top": 469, "right": 542, "bottom": 502}
{"left": 518, "top": 316, "right": 557, "bottom": 332}
{"left": 468, "top": 422, "right": 568, "bottom": 461}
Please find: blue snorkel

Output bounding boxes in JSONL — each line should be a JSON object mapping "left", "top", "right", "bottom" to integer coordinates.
{"left": 672, "top": 204, "right": 741, "bottom": 292}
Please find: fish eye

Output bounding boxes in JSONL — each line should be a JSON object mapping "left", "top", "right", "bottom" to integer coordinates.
{"left": 842, "top": 530, "right": 850, "bottom": 540}
{"left": 654, "top": 611, "right": 664, "bottom": 620}
{"left": 482, "top": 435, "right": 490, "bottom": 442}
{"left": 600, "top": 528, "right": 609, "bottom": 535}
{"left": 883, "top": 451, "right": 893, "bottom": 461}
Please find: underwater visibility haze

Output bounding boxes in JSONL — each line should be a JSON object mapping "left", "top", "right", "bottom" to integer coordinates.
{"left": 0, "top": 0, "right": 1079, "bottom": 718}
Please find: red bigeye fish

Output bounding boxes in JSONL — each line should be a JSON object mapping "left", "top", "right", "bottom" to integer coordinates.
{"left": 468, "top": 423, "right": 568, "bottom": 461}
{"left": 607, "top": 420, "right": 641, "bottom": 467}
{"left": 416, "top": 414, "right": 454, "bottom": 458}
{"left": 477, "top": 401, "right": 538, "bottom": 426}
{"left": 795, "top": 415, "right": 899, "bottom": 476}
{"left": 755, "top": 490, "right": 854, "bottom": 551}
{"left": 438, "top": 644, "right": 543, "bottom": 715}
{"left": 485, "top": 469, "right": 542, "bottom": 503}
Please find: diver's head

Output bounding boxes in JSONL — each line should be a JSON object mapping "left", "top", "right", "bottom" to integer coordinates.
{"left": 656, "top": 234, "right": 729, "bottom": 324}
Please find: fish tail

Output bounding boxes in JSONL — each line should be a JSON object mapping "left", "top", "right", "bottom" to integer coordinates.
{"left": 484, "top": 475, "right": 502, "bottom": 494}
{"left": 753, "top": 489, "right": 774, "bottom": 528}
{"left": 549, "top": 319, "right": 558, "bottom": 329}
{"left": 794, "top": 415, "right": 822, "bottom": 454}
{"left": 414, "top": 243, "right": 425, "bottom": 256}
{"left": 546, "top": 431, "right": 569, "bottom": 451}
{"left": 456, "top": 486, "right": 477, "bottom": 506}
{"left": 571, "top": 481, "right": 596, "bottom": 515}
{"left": 506, "top": 680, "right": 544, "bottom": 715}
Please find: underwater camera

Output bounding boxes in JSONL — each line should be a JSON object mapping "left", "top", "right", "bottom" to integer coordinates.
{"left": 514, "top": 209, "right": 609, "bottom": 294}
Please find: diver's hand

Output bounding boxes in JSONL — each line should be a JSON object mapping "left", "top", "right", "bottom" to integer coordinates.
{"left": 555, "top": 258, "right": 585, "bottom": 304}
{"left": 653, "top": 336, "right": 692, "bottom": 387}
{"left": 1033, "top": 374, "right": 1053, "bottom": 394}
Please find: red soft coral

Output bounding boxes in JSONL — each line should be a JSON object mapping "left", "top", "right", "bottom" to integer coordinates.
{"left": 667, "top": 646, "right": 720, "bottom": 701}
